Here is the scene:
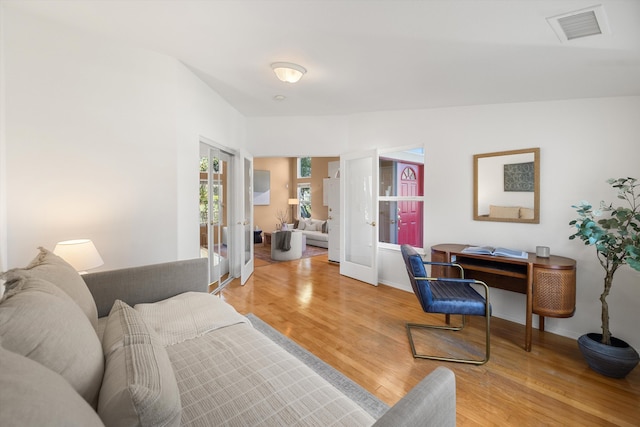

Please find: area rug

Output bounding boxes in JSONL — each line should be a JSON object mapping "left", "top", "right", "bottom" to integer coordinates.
{"left": 246, "top": 313, "right": 389, "bottom": 419}
{"left": 253, "top": 242, "right": 328, "bottom": 265}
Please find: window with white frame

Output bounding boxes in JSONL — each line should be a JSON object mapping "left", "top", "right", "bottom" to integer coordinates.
{"left": 378, "top": 148, "right": 425, "bottom": 248}
{"left": 298, "top": 157, "right": 311, "bottom": 178}
{"left": 298, "top": 183, "right": 311, "bottom": 219}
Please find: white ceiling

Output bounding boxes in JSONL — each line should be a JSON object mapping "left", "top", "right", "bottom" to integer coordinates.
{"left": 5, "top": 0, "right": 640, "bottom": 117}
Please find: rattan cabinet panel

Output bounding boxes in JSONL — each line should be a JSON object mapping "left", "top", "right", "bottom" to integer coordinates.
{"left": 533, "top": 267, "right": 576, "bottom": 317}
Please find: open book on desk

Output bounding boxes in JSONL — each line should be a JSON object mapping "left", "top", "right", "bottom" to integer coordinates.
{"left": 460, "top": 246, "right": 528, "bottom": 260}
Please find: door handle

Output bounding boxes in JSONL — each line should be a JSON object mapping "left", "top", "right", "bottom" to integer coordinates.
{"left": 367, "top": 221, "right": 376, "bottom": 227}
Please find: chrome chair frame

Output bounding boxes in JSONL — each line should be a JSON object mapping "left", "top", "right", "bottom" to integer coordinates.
{"left": 401, "top": 245, "right": 491, "bottom": 365}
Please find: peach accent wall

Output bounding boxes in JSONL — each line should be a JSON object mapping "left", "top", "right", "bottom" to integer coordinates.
{"left": 291, "top": 157, "right": 339, "bottom": 221}
{"left": 253, "top": 156, "right": 338, "bottom": 233}
{"left": 253, "top": 157, "right": 292, "bottom": 233}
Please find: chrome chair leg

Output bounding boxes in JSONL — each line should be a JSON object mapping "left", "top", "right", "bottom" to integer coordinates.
{"left": 406, "top": 314, "right": 490, "bottom": 365}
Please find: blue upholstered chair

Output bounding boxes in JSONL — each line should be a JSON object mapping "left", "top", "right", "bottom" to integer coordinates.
{"left": 400, "top": 244, "right": 491, "bottom": 365}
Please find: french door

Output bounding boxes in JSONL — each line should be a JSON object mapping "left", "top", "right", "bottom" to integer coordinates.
{"left": 199, "top": 142, "right": 234, "bottom": 293}
{"left": 240, "top": 152, "right": 254, "bottom": 284}
{"left": 340, "top": 149, "right": 379, "bottom": 285}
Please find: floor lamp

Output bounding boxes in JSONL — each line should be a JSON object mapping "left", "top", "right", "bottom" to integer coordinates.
{"left": 288, "top": 198, "right": 299, "bottom": 223}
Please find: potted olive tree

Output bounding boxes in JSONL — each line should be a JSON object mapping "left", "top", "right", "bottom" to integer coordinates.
{"left": 569, "top": 177, "right": 640, "bottom": 378}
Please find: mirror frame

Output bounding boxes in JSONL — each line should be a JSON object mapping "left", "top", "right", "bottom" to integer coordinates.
{"left": 473, "top": 147, "right": 540, "bottom": 224}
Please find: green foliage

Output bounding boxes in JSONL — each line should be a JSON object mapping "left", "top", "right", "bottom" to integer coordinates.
{"left": 570, "top": 178, "right": 640, "bottom": 270}
{"left": 200, "top": 157, "right": 220, "bottom": 173}
{"left": 299, "top": 157, "right": 311, "bottom": 178}
{"left": 569, "top": 177, "right": 640, "bottom": 345}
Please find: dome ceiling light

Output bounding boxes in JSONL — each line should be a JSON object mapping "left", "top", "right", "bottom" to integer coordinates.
{"left": 271, "top": 62, "right": 306, "bottom": 83}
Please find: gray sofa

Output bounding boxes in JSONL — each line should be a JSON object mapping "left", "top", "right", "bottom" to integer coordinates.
{"left": 0, "top": 248, "right": 456, "bottom": 426}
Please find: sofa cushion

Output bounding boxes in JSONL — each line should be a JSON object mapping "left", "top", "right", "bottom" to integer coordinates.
{"left": 297, "top": 218, "right": 323, "bottom": 232}
{"left": 134, "top": 291, "right": 250, "bottom": 346}
{"left": 166, "top": 322, "right": 375, "bottom": 426}
{"left": 1, "top": 247, "right": 98, "bottom": 329}
{"left": 0, "top": 341, "right": 105, "bottom": 427}
{"left": 0, "top": 277, "right": 104, "bottom": 408}
{"left": 301, "top": 230, "right": 329, "bottom": 241}
{"left": 99, "top": 300, "right": 181, "bottom": 427}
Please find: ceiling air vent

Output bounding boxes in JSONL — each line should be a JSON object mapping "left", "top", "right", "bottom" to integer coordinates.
{"left": 547, "top": 5, "right": 610, "bottom": 42}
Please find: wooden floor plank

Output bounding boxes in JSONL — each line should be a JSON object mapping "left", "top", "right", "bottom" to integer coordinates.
{"left": 220, "top": 254, "right": 640, "bottom": 426}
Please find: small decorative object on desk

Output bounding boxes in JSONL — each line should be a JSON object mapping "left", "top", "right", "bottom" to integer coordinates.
{"left": 536, "top": 246, "right": 550, "bottom": 258}
{"left": 461, "top": 246, "right": 528, "bottom": 259}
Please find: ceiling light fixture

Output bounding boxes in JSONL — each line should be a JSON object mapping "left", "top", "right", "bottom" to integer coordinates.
{"left": 271, "top": 62, "right": 306, "bottom": 83}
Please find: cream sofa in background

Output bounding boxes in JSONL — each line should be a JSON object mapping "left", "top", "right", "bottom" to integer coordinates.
{"left": 0, "top": 248, "right": 456, "bottom": 427}
{"left": 295, "top": 218, "right": 329, "bottom": 248}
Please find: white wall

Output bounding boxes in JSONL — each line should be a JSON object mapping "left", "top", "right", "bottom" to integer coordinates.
{"left": 248, "top": 115, "right": 348, "bottom": 157}
{"left": 1, "top": 6, "right": 245, "bottom": 270}
{"left": 247, "top": 96, "right": 640, "bottom": 349}
{"left": 3, "top": 5, "right": 638, "bottom": 350}
{"left": 173, "top": 58, "right": 247, "bottom": 263}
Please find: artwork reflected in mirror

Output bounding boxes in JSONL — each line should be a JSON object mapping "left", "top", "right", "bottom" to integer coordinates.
{"left": 474, "top": 148, "right": 540, "bottom": 223}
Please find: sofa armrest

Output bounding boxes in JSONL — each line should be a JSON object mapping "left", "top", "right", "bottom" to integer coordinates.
{"left": 372, "top": 367, "right": 456, "bottom": 427}
{"left": 82, "top": 258, "right": 209, "bottom": 317}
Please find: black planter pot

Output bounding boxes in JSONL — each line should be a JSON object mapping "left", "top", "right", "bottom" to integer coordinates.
{"left": 577, "top": 333, "right": 639, "bottom": 378}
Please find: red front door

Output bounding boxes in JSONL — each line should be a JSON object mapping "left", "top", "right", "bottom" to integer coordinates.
{"left": 397, "top": 163, "right": 423, "bottom": 246}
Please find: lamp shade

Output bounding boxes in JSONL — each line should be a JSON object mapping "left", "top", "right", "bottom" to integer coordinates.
{"left": 271, "top": 62, "right": 306, "bottom": 83}
{"left": 288, "top": 198, "right": 300, "bottom": 205}
{"left": 53, "top": 239, "right": 103, "bottom": 273}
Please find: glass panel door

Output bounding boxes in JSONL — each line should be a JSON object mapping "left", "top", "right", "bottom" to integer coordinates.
{"left": 340, "top": 149, "right": 379, "bottom": 285}
{"left": 240, "top": 153, "right": 254, "bottom": 284}
{"left": 199, "top": 143, "right": 233, "bottom": 293}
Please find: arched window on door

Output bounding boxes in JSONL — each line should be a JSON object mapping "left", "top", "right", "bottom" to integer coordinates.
{"left": 379, "top": 148, "right": 424, "bottom": 248}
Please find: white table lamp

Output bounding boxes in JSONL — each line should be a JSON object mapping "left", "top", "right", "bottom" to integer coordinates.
{"left": 53, "top": 239, "right": 104, "bottom": 274}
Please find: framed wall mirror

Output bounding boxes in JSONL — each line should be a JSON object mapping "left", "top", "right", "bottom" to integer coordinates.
{"left": 474, "top": 148, "right": 540, "bottom": 223}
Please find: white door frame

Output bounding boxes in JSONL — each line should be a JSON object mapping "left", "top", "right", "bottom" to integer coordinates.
{"left": 240, "top": 150, "right": 254, "bottom": 285}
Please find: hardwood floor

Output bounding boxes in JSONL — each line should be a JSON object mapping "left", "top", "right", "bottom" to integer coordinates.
{"left": 220, "top": 254, "right": 640, "bottom": 426}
